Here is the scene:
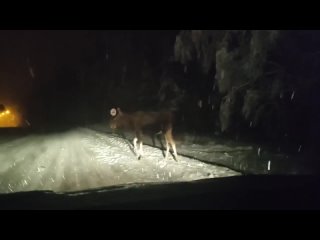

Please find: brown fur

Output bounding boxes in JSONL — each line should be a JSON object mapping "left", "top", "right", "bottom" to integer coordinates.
{"left": 110, "top": 108, "right": 178, "bottom": 160}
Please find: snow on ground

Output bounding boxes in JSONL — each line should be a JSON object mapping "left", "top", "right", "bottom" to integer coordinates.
{"left": 0, "top": 128, "right": 240, "bottom": 193}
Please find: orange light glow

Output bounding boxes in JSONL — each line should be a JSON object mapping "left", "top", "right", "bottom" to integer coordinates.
{"left": 0, "top": 106, "right": 22, "bottom": 127}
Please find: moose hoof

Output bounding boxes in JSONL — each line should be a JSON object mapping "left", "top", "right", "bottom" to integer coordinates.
{"left": 138, "top": 155, "right": 142, "bottom": 160}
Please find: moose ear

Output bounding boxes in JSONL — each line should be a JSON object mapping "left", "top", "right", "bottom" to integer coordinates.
{"left": 117, "top": 107, "right": 122, "bottom": 115}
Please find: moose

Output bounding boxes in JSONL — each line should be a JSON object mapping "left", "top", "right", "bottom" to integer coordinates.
{"left": 109, "top": 107, "right": 178, "bottom": 161}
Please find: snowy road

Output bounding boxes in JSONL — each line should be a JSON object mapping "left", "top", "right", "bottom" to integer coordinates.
{"left": 0, "top": 128, "right": 240, "bottom": 193}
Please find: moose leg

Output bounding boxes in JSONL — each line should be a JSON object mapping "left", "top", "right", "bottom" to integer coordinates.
{"left": 166, "top": 129, "right": 178, "bottom": 161}
{"left": 171, "top": 141, "right": 178, "bottom": 161}
{"left": 139, "top": 141, "right": 143, "bottom": 159}
{"left": 136, "top": 130, "right": 143, "bottom": 160}
{"left": 153, "top": 131, "right": 166, "bottom": 157}
{"left": 164, "top": 134, "right": 170, "bottom": 160}
{"left": 133, "top": 137, "right": 138, "bottom": 154}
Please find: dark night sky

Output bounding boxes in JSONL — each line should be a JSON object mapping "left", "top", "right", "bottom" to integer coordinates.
{"left": 0, "top": 30, "right": 178, "bottom": 119}
{"left": 0, "top": 30, "right": 88, "bottom": 105}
